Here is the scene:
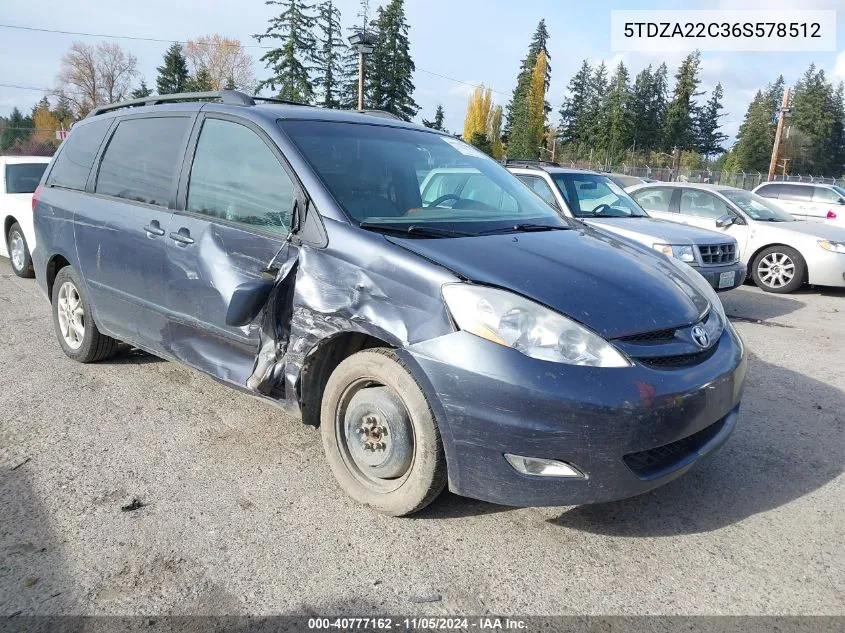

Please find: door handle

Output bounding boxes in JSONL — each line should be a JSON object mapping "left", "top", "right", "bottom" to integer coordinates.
{"left": 169, "top": 229, "right": 194, "bottom": 245}
{"left": 144, "top": 221, "right": 165, "bottom": 236}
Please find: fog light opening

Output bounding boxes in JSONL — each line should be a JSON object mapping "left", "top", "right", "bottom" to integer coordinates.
{"left": 504, "top": 454, "right": 587, "bottom": 478}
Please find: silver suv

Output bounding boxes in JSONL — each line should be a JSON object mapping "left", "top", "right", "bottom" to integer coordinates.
{"left": 504, "top": 164, "right": 746, "bottom": 292}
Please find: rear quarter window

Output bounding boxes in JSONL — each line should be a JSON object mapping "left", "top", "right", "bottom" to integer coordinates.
{"left": 46, "top": 119, "right": 112, "bottom": 190}
{"left": 95, "top": 116, "right": 192, "bottom": 207}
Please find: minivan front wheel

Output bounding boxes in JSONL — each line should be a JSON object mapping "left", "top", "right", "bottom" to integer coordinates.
{"left": 320, "top": 348, "right": 447, "bottom": 516}
{"left": 51, "top": 267, "right": 118, "bottom": 362}
{"left": 752, "top": 246, "right": 806, "bottom": 293}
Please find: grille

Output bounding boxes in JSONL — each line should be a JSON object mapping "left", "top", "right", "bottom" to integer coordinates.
{"left": 637, "top": 345, "right": 717, "bottom": 369}
{"left": 623, "top": 417, "right": 728, "bottom": 478}
{"left": 618, "top": 328, "right": 677, "bottom": 344}
{"left": 698, "top": 243, "right": 736, "bottom": 265}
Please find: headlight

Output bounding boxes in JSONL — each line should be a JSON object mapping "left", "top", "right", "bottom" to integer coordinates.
{"left": 819, "top": 239, "right": 845, "bottom": 254}
{"left": 441, "top": 284, "right": 631, "bottom": 367}
{"left": 653, "top": 243, "right": 696, "bottom": 263}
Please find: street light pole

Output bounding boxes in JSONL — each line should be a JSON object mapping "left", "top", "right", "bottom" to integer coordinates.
{"left": 348, "top": 31, "right": 375, "bottom": 111}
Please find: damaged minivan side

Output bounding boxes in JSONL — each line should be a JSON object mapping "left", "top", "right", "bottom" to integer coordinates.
{"left": 33, "top": 91, "right": 747, "bottom": 516}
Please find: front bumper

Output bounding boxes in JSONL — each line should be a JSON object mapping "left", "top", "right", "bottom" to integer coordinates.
{"left": 806, "top": 249, "right": 845, "bottom": 287}
{"left": 400, "top": 325, "right": 746, "bottom": 507}
{"left": 691, "top": 260, "right": 747, "bottom": 292}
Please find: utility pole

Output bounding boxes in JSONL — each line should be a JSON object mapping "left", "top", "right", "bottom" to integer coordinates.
{"left": 768, "top": 87, "right": 791, "bottom": 182}
{"left": 347, "top": 31, "right": 375, "bottom": 111}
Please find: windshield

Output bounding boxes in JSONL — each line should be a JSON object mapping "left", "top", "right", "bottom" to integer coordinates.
{"left": 721, "top": 190, "right": 796, "bottom": 222}
{"left": 5, "top": 163, "right": 48, "bottom": 194}
{"left": 279, "top": 120, "right": 569, "bottom": 236}
{"left": 551, "top": 173, "right": 648, "bottom": 218}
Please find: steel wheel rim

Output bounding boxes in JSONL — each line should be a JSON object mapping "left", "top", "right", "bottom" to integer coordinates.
{"left": 57, "top": 281, "right": 84, "bottom": 350}
{"left": 9, "top": 231, "right": 25, "bottom": 271}
{"left": 758, "top": 252, "right": 795, "bottom": 289}
{"left": 334, "top": 378, "right": 416, "bottom": 493}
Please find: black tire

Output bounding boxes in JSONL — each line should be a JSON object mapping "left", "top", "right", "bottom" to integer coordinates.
{"left": 320, "top": 348, "right": 447, "bottom": 516}
{"left": 751, "top": 245, "right": 806, "bottom": 294}
{"left": 7, "top": 222, "right": 34, "bottom": 278}
{"left": 51, "top": 266, "right": 119, "bottom": 363}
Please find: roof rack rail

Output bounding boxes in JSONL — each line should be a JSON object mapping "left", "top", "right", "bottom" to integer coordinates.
{"left": 251, "top": 95, "right": 308, "bottom": 107}
{"left": 357, "top": 109, "right": 403, "bottom": 121}
{"left": 86, "top": 90, "right": 259, "bottom": 117}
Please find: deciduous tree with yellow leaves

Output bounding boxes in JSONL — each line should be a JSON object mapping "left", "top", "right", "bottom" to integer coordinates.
{"left": 462, "top": 85, "right": 504, "bottom": 159}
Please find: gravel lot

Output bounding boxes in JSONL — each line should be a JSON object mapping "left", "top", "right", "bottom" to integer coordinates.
{"left": 1, "top": 259, "right": 843, "bottom": 616}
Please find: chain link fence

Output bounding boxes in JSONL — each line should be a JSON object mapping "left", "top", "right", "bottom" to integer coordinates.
{"left": 558, "top": 160, "right": 845, "bottom": 190}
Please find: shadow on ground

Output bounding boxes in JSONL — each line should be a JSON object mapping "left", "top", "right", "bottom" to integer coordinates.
{"left": 549, "top": 352, "right": 843, "bottom": 536}
{"left": 721, "top": 286, "right": 805, "bottom": 321}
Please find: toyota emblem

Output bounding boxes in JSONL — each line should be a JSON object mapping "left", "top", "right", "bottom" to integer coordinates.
{"left": 691, "top": 325, "right": 709, "bottom": 348}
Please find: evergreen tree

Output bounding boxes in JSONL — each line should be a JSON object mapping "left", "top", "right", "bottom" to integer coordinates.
{"left": 791, "top": 64, "right": 841, "bottom": 174}
{"left": 604, "top": 61, "right": 633, "bottom": 162}
{"left": 0, "top": 108, "right": 33, "bottom": 152}
{"left": 505, "top": 20, "right": 551, "bottom": 137}
{"left": 422, "top": 104, "right": 446, "bottom": 131}
{"left": 729, "top": 90, "right": 776, "bottom": 172}
{"left": 156, "top": 43, "right": 190, "bottom": 94}
{"left": 224, "top": 76, "right": 237, "bottom": 90}
{"left": 314, "top": 0, "right": 345, "bottom": 108}
{"left": 367, "top": 0, "right": 418, "bottom": 120}
{"left": 663, "top": 51, "right": 702, "bottom": 151}
{"left": 131, "top": 80, "right": 152, "bottom": 99}
{"left": 255, "top": 0, "right": 316, "bottom": 103}
{"left": 649, "top": 63, "right": 669, "bottom": 150}
{"left": 469, "top": 131, "right": 493, "bottom": 156}
{"left": 558, "top": 59, "right": 592, "bottom": 148}
{"left": 526, "top": 51, "right": 549, "bottom": 158}
{"left": 189, "top": 67, "right": 215, "bottom": 92}
{"left": 584, "top": 62, "right": 608, "bottom": 153}
{"left": 629, "top": 64, "right": 666, "bottom": 155}
{"left": 339, "top": 0, "right": 371, "bottom": 109}
{"left": 53, "top": 92, "right": 74, "bottom": 125}
{"left": 697, "top": 83, "right": 728, "bottom": 156}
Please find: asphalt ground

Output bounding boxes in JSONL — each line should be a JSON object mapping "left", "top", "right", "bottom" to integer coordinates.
{"left": 1, "top": 260, "right": 842, "bottom": 617}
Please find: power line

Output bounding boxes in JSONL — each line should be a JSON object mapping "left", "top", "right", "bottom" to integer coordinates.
{"left": 0, "top": 23, "right": 508, "bottom": 97}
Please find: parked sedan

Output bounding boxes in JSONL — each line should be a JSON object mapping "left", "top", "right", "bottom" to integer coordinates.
{"left": 628, "top": 182, "right": 845, "bottom": 293}
{"left": 501, "top": 165, "right": 745, "bottom": 291}
{"left": 1, "top": 156, "right": 51, "bottom": 277}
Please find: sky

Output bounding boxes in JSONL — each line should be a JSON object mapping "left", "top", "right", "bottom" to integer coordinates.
{"left": 1, "top": 0, "right": 843, "bottom": 146}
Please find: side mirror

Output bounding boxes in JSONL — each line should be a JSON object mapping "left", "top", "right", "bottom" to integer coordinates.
{"left": 715, "top": 214, "right": 734, "bottom": 228}
{"left": 225, "top": 278, "right": 275, "bottom": 327}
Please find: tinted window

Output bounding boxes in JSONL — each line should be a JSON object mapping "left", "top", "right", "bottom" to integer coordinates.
{"left": 679, "top": 190, "right": 732, "bottom": 219}
{"left": 517, "top": 175, "right": 559, "bottom": 208}
{"left": 631, "top": 187, "right": 674, "bottom": 213}
{"left": 5, "top": 163, "right": 48, "bottom": 194}
{"left": 755, "top": 183, "right": 782, "bottom": 198}
{"left": 46, "top": 119, "right": 111, "bottom": 190}
{"left": 812, "top": 186, "right": 842, "bottom": 203}
{"left": 551, "top": 173, "right": 647, "bottom": 217}
{"left": 96, "top": 117, "right": 190, "bottom": 206}
{"left": 187, "top": 118, "right": 293, "bottom": 233}
{"left": 778, "top": 185, "right": 812, "bottom": 202}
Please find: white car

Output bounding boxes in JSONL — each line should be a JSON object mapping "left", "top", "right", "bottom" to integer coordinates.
{"left": 628, "top": 182, "right": 845, "bottom": 293}
{"left": 752, "top": 181, "right": 845, "bottom": 225}
{"left": 1, "top": 156, "right": 51, "bottom": 277}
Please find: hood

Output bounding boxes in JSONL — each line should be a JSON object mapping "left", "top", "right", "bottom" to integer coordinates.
{"left": 759, "top": 219, "right": 845, "bottom": 241}
{"left": 585, "top": 217, "right": 732, "bottom": 246}
{"left": 387, "top": 227, "right": 711, "bottom": 339}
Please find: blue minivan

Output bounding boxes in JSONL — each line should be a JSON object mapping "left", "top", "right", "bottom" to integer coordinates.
{"left": 33, "top": 91, "right": 746, "bottom": 516}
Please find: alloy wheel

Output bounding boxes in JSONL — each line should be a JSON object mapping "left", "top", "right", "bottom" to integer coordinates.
{"left": 9, "top": 230, "right": 25, "bottom": 272}
{"left": 757, "top": 252, "right": 795, "bottom": 290}
{"left": 57, "top": 281, "right": 85, "bottom": 350}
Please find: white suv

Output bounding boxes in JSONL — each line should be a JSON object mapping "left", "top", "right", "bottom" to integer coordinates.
{"left": 752, "top": 182, "right": 845, "bottom": 224}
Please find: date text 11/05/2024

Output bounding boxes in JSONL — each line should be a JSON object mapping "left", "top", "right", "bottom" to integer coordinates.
{"left": 308, "top": 617, "right": 528, "bottom": 630}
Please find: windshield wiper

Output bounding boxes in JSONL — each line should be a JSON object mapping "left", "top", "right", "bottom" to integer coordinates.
{"left": 476, "top": 223, "right": 572, "bottom": 235}
{"left": 359, "top": 221, "right": 471, "bottom": 238}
